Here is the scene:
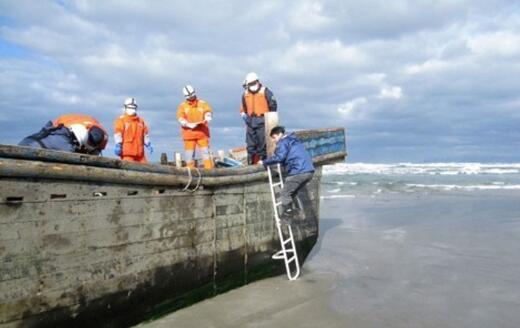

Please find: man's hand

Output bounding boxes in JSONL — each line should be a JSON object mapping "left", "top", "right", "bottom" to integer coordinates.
{"left": 257, "top": 160, "right": 263, "bottom": 165}
{"left": 186, "top": 122, "right": 198, "bottom": 129}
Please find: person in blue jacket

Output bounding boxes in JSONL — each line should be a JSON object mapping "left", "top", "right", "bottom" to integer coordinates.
{"left": 18, "top": 115, "right": 108, "bottom": 155}
{"left": 259, "top": 126, "right": 315, "bottom": 222}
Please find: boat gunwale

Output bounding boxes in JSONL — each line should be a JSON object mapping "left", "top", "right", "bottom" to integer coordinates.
{"left": 0, "top": 151, "right": 344, "bottom": 187}
{"left": 0, "top": 128, "right": 346, "bottom": 186}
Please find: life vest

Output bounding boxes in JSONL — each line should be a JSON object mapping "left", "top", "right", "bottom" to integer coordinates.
{"left": 53, "top": 114, "right": 108, "bottom": 150}
{"left": 114, "top": 115, "right": 148, "bottom": 158}
{"left": 240, "top": 86, "right": 270, "bottom": 116}
{"left": 177, "top": 99, "right": 212, "bottom": 140}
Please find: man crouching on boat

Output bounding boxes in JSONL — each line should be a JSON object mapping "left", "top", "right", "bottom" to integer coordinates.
{"left": 259, "top": 126, "right": 315, "bottom": 222}
{"left": 19, "top": 114, "right": 108, "bottom": 155}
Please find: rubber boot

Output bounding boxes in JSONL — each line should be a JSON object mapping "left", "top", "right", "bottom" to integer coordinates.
{"left": 279, "top": 205, "right": 294, "bottom": 224}
{"left": 247, "top": 154, "right": 254, "bottom": 165}
{"left": 252, "top": 153, "right": 260, "bottom": 164}
{"left": 290, "top": 199, "right": 303, "bottom": 216}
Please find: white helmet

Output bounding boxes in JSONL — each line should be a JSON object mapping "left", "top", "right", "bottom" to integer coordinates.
{"left": 244, "top": 72, "right": 259, "bottom": 85}
{"left": 69, "top": 124, "right": 89, "bottom": 147}
{"left": 183, "top": 85, "right": 196, "bottom": 99}
{"left": 123, "top": 97, "right": 138, "bottom": 108}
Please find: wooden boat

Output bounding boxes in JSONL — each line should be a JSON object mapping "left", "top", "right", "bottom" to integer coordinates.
{"left": 0, "top": 128, "right": 346, "bottom": 327}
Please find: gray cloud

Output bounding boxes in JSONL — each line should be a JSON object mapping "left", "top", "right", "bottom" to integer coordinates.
{"left": 1, "top": 0, "right": 520, "bottom": 162}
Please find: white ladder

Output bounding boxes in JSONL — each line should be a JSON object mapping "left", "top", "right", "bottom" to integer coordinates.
{"left": 267, "top": 163, "right": 301, "bottom": 281}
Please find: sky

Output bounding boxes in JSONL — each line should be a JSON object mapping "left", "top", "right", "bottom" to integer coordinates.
{"left": 1, "top": 0, "right": 520, "bottom": 163}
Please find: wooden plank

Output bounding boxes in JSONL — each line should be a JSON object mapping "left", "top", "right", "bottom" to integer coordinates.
{"left": 264, "top": 112, "right": 279, "bottom": 157}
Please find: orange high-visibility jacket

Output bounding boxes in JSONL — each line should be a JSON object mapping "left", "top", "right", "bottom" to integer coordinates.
{"left": 114, "top": 114, "right": 149, "bottom": 158}
{"left": 177, "top": 99, "right": 212, "bottom": 140}
{"left": 53, "top": 113, "right": 108, "bottom": 150}
{"left": 239, "top": 86, "right": 277, "bottom": 116}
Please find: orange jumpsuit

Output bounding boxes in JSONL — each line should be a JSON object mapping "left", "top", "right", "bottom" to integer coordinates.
{"left": 114, "top": 114, "right": 149, "bottom": 163}
{"left": 177, "top": 99, "right": 213, "bottom": 169}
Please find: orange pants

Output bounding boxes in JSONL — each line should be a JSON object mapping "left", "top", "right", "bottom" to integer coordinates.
{"left": 122, "top": 155, "right": 147, "bottom": 163}
{"left": 184, "top": 138, "right": 213, "bottom": 169}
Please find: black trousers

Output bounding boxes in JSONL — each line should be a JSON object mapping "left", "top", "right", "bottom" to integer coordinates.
{"left": 245, "top": 116, "right": 266, "bottom": 161}
{"left": 280, "top": 172, "right": 314, "bottom": 206}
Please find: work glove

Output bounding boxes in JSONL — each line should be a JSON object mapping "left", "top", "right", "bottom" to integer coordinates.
{"left": 241, "top": 113, "right": 249, "bottom": 125}
{"left": 186, "top": 122, "right": 198, "bottom": 129}
{"left": 114, "top": 143, "right": 122, "bottom": 156}
{"left": 145, "top": 142, "right": 154, "bottom": 154}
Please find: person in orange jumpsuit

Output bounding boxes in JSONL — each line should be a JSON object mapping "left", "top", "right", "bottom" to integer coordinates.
{"left": 113, "top": 98, "right": 153, "bottom": 163}
{"left": 19, "top": 113, "right": 108, "bottom": 155}
{"left": 177, "top": 85, "right": 214, "bottom": 169}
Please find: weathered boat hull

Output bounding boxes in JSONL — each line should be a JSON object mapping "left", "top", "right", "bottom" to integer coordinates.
{"left": 0, "top": 128, "right": 345, "bottom": 327}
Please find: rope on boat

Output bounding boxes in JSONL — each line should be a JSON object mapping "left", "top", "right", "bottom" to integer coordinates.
{"left": 182, "top": 167, "right": 202, "bottom": 192}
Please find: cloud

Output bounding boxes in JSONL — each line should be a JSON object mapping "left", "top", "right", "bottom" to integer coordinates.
{"left": 276, "top": 39, "right": 370, "bottom": 75}
{"left": 378, "top": 86, "right": 403, "bottom": 99}
{"left": 1, "top": 0, "right": 520, "bottom": 163}
{"left": 466, "top": 31, "right": 520, "bottom": 57}
{"left": 337, "top": 97, "right": 368, "bottom": 119}
{"left": 404, "top": 59, "right": 452, "bottom": 75}
{"left": 287, "top": 1, "right": 334, "bottom": 32}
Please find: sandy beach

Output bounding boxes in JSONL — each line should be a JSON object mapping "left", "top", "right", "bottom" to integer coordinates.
{"left": 137, "top": 191, "right": 520, "bottom": 328}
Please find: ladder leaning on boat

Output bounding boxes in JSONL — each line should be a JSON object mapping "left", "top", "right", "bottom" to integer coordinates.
{"left": 267, "top": 163, "right": 301, "bottom": 281}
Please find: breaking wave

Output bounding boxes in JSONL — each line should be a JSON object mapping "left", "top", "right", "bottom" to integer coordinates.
{"left": 323, "top": 163, "right": 520, "bottom": 176}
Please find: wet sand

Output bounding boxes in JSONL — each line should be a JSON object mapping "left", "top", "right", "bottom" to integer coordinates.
{"left": 137, "top": 191, "right": 520, "bottom": 328}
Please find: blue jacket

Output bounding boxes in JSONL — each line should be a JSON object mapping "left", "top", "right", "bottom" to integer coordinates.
{"left": 263, "top": 133, "right": 315, "bottom": 176}
{"left": 19, "top": 121, "right": 77, "bottom": 152}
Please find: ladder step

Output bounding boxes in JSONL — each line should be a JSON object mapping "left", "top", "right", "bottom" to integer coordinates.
{"left": 275, "top": 202, "right": 282, "bottom": 206}
{"left": 272, "top": 182, "right": 283, "bottom": 187}
{"left": 283, "top": 238, "right": 293, "bottom": 245}
{"left": 287, "top": 256, "right": 296, "bottom": 263}
{"left": 272, "top": 249, "right": 295, "bottom": 260}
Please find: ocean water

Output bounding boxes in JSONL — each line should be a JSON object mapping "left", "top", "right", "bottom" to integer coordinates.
{"left": 142, "top": 163, "right": 520, "bottom": 328}
{"left": 322, "top": 162, "right": 520, "bottom": 197}
{"left": 313, "top": 163, "right": 520, "bottom": 328}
